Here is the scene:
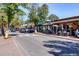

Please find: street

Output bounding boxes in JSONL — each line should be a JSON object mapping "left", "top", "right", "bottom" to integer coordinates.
{"left": 13, "top": 32, "right": 79, "bottom": 56}
{"left": 14, "top": 33, "right": 52, "bottom": 56}
{"left": 1, "top": 3, "right": 79, "bottom": 57}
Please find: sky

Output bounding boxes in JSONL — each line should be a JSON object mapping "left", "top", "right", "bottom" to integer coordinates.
{"left": 48, "top": 3, "right": 79, "bottom": 19}
{"left": 19, "top": 3, "right": 79, "bottom": 20}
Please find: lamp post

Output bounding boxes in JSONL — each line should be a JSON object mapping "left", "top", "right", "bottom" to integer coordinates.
{"left": 1, "top": 16, "right": 5, "bottom": 36}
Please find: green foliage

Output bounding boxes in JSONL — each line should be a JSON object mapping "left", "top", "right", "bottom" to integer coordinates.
{"left": 0, "top": 3, "right": 28, "bottom": 37}
{"left": 0, "top": 15, "right": 8, "bottom": 28}
{"left": 28, "top": 4, "right": 48, "bottom": 25}
{"left": 0, "top": 3, "right": 28, "bottom": 26}
{"left": 11, "top": 19, "right": 21, "bottom": 28}
{"left": 28, "top": 3, "right": 39, "bottom": 25}
{"left": 38, "top": 4, "right": 48, "bottom": 21}
{"left": 48, "top": 14, "right": 59, "bottom": 21}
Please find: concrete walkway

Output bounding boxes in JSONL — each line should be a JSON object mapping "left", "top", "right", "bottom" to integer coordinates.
{"left": 0, "top": 37, "right": 27, "bottom": 56}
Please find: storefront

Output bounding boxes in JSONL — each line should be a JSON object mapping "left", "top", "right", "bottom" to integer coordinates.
{"left": 52, "top": 16, "right": 79, "bottom": 36}
{"left": 36, "top": 16, "right": 79, "bottom": 36}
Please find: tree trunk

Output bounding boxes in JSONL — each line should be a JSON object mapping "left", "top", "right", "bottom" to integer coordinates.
{"left": 1, "top": 24, "right": 5, "bottom": 36}
{"left": 4, "top": 30, "right": 9, "bottom": 39}
{"left": 4, "top": 22, "right": 9, "bottom": 39}
{"left": 4, "top": 21, "right": 9, "bottom": 39}
{"left": 1, "top": 16, "right": 9, "bottom": 39}
{"left": 1, "top": 16, "right": 5, "bottom": 37}
{"left": 34, "top": 24, "right": 37, "bottom": 33}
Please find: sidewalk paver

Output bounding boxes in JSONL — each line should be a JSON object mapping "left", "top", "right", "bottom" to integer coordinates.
{"left": 0, "top": 37, "right": 25, "bottom": 56}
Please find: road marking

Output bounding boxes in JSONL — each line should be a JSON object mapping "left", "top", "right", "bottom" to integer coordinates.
{"left": 12, "top": 38, "right": 24, "bottom": 56}
{"left": 13, "top": 37, "right": 30, "bottom": 55}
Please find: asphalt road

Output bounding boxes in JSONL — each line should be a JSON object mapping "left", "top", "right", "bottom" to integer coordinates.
{"left": 13, "top": 32, "right": 79, "bottom": 56}
{"left": 14, "top": 33, "right": 52, "bottom": 56}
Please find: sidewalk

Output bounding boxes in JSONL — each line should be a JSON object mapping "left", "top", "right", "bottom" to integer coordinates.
{"left": 36, "top": 32, "right": 79, "bottom": 41}
{"left": 0, "top": 37, "right": 26, "bottom": 56}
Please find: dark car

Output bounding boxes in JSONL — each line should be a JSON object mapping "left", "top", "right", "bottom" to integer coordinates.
{"left": 27, "top": 28, "right": 35, "bottom": 33}
{"left": 16, "top": 28, "right": 19, "bottom": 31}
{"left": 10, "top": 28, "right": 16, "bottom": 32}
{"left": 43, "top": 29, "right": 53, "bottom": 34}
{"left": 19, "top": 28, "right": 26, "bottom": 33}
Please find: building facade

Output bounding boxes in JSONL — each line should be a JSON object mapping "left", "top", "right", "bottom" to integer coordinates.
{"left": 37, "top": 16, "right": 79, "bottom": 36}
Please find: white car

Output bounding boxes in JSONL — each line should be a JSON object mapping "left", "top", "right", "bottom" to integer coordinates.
{"left": 75, "top": 29, "right": 79, "bottom": 37}
{"left": 26, "top": 28, "right": 29, "bottom": 32}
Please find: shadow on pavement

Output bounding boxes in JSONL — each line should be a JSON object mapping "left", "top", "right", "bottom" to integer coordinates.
{"left": 43, "top": 40, "right": 79, "bottom": 56}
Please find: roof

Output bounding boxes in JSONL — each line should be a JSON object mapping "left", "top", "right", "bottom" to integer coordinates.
{"left": 54, "top": 16, "right": 79, "bottom": 21}
{"left": 52, "top": 16, "right": 79, "bottom": 24}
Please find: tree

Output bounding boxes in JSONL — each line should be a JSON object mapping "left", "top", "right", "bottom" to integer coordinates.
{"left": 1, "top": 3, "right": 28, "bottom": 26}
{"left": 0, "top": 10, "right": 7, "bottom": 28}
{"left": 28, "top": 4, "right": 48, "bottom": 25}
{"left": 27, "top": 4, "right": 40, "bottom": 33}
{"left": 48, "top": 14, "right": 59, "bottom": 21}
{"left": 28, "top": 4, "right": 39, "bottom": 26}
{"left": 0, "top": 3, "right": 28, "bottom": 38}
{"left": 37, "top": 4, "right": 48, "bottom": 25}
{"left": 11, "top": 19, "right": 21, "bottom": 28}
{"left": 27, "top": 4, "right": 48, "bottom": 33}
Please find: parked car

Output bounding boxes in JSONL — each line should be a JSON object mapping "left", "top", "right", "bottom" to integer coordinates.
{"left": 19, "top": 28, "right": 26, "bottom": 33}
{"left": 10, "top": 28, "right": 16, "bottom": 32}
{"left": 16, "top": 28, "right": 19, "bottom": 31}
{"left": 26, "top": 28, "right": 29, "bottom": 32}
{"left": 75, "top": 29, "right": 79, "bottom": 37}
{"left": 43, "top": 29, "right": 53, "bottom": 34}
{"left": 27, "top": 28, "right": 35, "bottom": 33}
